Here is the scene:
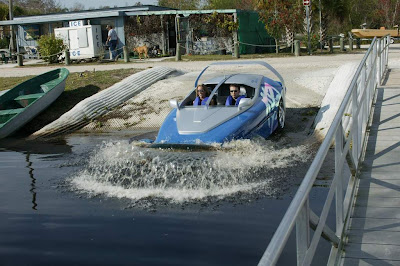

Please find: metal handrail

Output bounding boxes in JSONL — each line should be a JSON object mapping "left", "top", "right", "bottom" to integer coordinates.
{"left": 258, "top": 35, "right": 390, "bottom": 266}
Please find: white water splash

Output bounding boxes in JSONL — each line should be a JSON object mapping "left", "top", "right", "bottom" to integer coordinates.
{"left": 70, "top": 137, "right": 313, "bottom": 203}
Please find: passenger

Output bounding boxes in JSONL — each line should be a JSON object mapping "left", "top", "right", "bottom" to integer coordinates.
{"left": 226, "top": 84, "right": 246, "bottom": 106}
{"left": 193, "top": 85, "right": 215, "bottom": 106}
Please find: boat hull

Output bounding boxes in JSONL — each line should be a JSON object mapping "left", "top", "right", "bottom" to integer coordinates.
{"left": 155, "top": 94, "right": 282, "bottom": 145}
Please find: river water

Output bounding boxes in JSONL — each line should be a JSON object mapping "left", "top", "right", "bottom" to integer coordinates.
{"left": 0, "top": 132, "right": 335, "bottom": 265}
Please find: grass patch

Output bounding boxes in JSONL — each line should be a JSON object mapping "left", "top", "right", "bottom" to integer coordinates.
{"left": 0, "top": 68, "right": 142, "bottom": 92}
{"left": 0, "top": 76, "right": 34, "bottom": 91}
{"left": 5, "top": 68, "right": 143, "bottom": 135}
{"left": 15, "top": 59, "right": 133, "bottom": 68}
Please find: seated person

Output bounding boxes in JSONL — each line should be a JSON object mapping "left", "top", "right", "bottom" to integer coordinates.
{"left": 225, "top": 84, "right": 246, "bottom": 106}
{"left": 193, "top": 84, "right": 215, "bottom": 106}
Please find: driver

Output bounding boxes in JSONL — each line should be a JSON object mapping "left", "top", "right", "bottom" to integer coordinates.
{"left": 226, "top": 84, "right": 245, "bottom": 106}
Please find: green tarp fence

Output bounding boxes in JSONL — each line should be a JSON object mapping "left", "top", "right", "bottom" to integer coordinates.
{"left": 237, "top": 11, "right": 275, "bottom": 54}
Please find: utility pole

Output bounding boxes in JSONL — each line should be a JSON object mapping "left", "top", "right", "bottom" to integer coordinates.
{"left": 304, "top": 0, "right": 311, "bottom": 55}
{"left": 8, "top": 0, "right": 15, "bottom": 53}
{"left": 319, "top": 0, "right": 323, "bottom": 51}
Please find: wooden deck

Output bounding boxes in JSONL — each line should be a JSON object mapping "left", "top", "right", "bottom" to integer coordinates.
{"left": 342, "top": 68, "right": 400, "bottom": 265}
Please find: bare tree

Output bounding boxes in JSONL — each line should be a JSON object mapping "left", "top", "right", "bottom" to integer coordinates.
{"left": 158, "top": 0, "right": 200, "bottom": 9}
{"left": 13, "top": 0, "right": 64, "bottom": 14}
{"left": 70, "top": 2, "right": 85, "bottom": 12}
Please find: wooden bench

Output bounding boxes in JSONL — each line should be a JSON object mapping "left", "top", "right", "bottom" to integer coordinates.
{"left": 40, "top": 80, "right": 58, "bottom": 93}
{"left": 14, "top": 93, "right": 44, "bottom": 107}
{"left": 0, "top": 108, "right": 24, "bottom": 124}
{"left": 14, "top": 93, "right": 44, "bottom": 101}
{"left": 0, "top": 108, "right": 25, "bottom": 116}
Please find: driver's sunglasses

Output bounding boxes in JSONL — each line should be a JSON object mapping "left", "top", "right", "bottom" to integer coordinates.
{"left": 230, "top": 90, "right": 238, "bottom": 93}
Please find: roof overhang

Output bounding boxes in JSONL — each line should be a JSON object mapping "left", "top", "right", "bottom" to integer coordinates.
{"left": 0, "top": 8, "right": 243, "bottom": 26}
{"left": 0, "top": 10, "right": 130, "bottom": 25}
{"left": 125, "top": 9, "right": 238, "bottom": 16}
{"left": 0, "top": 5, "right": 175, "bottom": 26}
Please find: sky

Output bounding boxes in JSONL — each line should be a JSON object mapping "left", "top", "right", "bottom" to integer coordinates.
{"left": 60, "top": 0, "right": 158, "bottom": 9}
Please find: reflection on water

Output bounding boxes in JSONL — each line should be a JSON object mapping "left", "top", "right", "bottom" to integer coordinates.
{"left": 25, "top": 153, "right": 37, "bottom": 210}
{"left": 70, "top": 136, "right": 316, "bottom": 204}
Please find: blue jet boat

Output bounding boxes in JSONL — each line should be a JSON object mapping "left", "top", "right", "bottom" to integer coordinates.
{"left": 152, "top": 61, "right": 286, "bottom": 147}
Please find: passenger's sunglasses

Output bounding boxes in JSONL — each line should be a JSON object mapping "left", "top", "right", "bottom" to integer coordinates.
{"left": 197, "top": 90, "right": 205, "bottom": 93}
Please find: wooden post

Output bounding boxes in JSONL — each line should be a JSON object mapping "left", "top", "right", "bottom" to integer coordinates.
{"left": 8, "top": 0, "right": 15, "bottom": 54}
{"left": 294, "top": 40, "right": 300, "bottom": 56}
{"left": 349, "top": 38, "right": 353, "bottom": 51}
{"left": 175, "top": 15, "right": 181, "bottom": 61}
{"left": 329, "top": 38, "right": 334, "bottom": 53}
{"left": 65, "top": 49, "right": 70, "bottom": 65}
{"left": 356, "top": 38, "right": 361, "bottom": 49}
{"left": 340, "top": 37, "right": 345, "bottom": 52}
{"left": 160, "top": 15, "right": 166, "bottom": 56}
{"left": 306, "top": 5, "right": 311, "bottom": 55}
{"left": 176, "top": 43, "right": 181, "bottom": 61}
{"left": 17, "top": 54, "right": 23, "bottom": 66}
{"left": 233, "top": 12, "right": 240, "bottom": 58}
{"left": 234, "top": 42, "right": 239, "bottom": 58}
{"left": 123, "top": 46, "right": 129, "bottom": 62}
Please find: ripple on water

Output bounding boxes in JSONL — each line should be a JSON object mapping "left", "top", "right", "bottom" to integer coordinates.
{"left": 69, "top": 136, "right": 315, "bottom": 203}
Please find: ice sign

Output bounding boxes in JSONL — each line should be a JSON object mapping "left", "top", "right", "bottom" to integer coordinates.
{"left": 69, "top": 20, "right": 85, "bottom": 27}
{"left": 72, "top": 51, "right": 81, "bottom": 56}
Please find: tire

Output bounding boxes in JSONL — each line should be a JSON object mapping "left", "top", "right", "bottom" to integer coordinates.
{"left": 277, "top": 99, "right": 285, "bottom": 131}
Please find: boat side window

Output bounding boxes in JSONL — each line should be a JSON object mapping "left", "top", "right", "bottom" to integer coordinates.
{"left": 245, "top": 87, "right": 255, "bottom": 98}
{"left": 182, "top": 90, "right": 197, "bottom": 106}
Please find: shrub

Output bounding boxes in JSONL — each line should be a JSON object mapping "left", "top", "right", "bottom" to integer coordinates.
{"left": 37, "top": 34, "right": 65, "bottom": 63}
{"left": 303, "top": 33, "right": 321, "bottom": 52}
{"left": 0, "top": 38, "right": 9, "bottom": 49}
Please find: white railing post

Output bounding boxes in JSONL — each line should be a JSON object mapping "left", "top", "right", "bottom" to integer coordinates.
{"left": 352, "top": 86, "right": 359, "bottom": 164}
{"left": 335, "top": 122, "right": 344, "bottom": 233}
{"left": 296, "top": 199, "right": 310, "bottom": 265}
{"left": 381, "top": 39, "right": 385, "bottom": 81}
{"left": 359, "top": 65, "right": 366, "bottom": 149}
{"left": 368, "top": 50, "right": 374, "bottom": 106}
{"left": 374, "top": 42, "right": 379, "bottom": 89}
{"left": 386, "top": 36, "right": 390, "bottom": 66}
{"left": 377, "top": 40, "right": 382, "bottom": 85}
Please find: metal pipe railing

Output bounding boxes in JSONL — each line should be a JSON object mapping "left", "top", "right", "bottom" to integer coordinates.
{"left": 258, "top": 35, "right": 390, "bottom": 266}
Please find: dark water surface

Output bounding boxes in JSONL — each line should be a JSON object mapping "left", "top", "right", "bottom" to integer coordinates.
{"left": 0, "top": 133, "right": 334, "bottom": 266}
